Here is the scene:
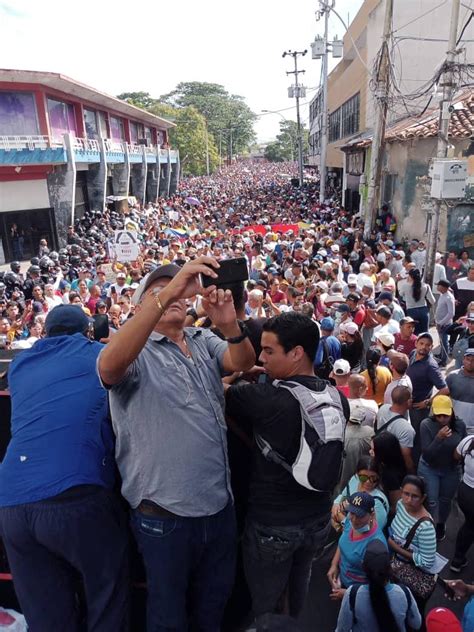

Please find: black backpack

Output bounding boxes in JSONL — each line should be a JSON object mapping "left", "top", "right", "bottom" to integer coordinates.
{"left": 315, "top": 338, "right": 335, "bottom": 381}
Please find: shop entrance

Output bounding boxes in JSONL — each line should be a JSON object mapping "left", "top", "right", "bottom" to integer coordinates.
{"left": 0, "top": 208, "right": 57, "bottom": 263}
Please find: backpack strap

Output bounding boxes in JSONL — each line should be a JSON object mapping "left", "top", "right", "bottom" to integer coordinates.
{"left": 373, "top": 494, "right": 389, "bottom": 514}
{"left": 374, "top": 414, "right": 406, "bottom": 435}
{"left": 400, "top": 584, "right": 412, "bottom": 627}
{"left": 254, "top": 433, "right": 292, "bottom": 473}
{"left": 403, "top": 516, "right": 434, "bottom": 549}
{"left": 321, "top": 338, "right": 335, "bottom": 368}
{"left": 349, "top": 584, "right": 361, "bottom": 624}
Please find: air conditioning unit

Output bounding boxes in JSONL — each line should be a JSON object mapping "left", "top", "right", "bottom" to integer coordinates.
{"left": 431, "top": 159, "right": 467, "bottom": 199}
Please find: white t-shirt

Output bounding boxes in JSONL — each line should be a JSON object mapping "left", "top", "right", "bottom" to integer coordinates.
{"left": 384, "top": 375, "right": 413, "bottom": 405}
{"left": 349, "top": 398, "right": 379, "bottom": 427}
{"left": 457, "top": 436, "right": 474, "bottom": 488}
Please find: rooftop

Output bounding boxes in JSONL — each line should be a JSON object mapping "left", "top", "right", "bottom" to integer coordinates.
{"left": 0, "top": 69, "right": 175, "bottom": 130}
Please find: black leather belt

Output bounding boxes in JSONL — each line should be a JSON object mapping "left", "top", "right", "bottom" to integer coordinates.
{"left": 137, "top": 500, "right": 179, "bottom": 518}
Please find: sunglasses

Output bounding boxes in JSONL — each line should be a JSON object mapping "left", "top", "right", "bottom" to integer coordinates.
{"left": 358, "top": 474, "right": 379, "bottom": 484}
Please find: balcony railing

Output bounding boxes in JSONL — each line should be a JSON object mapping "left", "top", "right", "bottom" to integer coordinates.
{"left": 104, "top": 139, "right": 125, "bottom": 153}
{"left": 73, "top": 137, "right": 100, "bottom": 153}
{"left": 0, "top": 135, "right": 63, "bottom": 151}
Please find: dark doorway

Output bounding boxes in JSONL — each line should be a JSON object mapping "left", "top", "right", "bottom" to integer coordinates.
{"left": 0, "top": 208, "right": 57, "bottom": 263}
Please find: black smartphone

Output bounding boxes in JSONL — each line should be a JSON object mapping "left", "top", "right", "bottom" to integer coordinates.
{"left": 202, "top": 257, "right": 249, "bottom": 288}
{"left": 437, "top": 577, "right": 456, "bottom": 599}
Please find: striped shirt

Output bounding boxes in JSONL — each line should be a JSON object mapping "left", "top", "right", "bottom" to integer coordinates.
{"left": 391, "top": 500, "right": 437, "bottom": 569}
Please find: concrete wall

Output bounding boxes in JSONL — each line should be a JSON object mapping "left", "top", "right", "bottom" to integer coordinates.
{"left": 0, "top": 179, "right": 49, "bottom": 212}
{"left": 384, "top": 138, "right": 470, "bottom": 249}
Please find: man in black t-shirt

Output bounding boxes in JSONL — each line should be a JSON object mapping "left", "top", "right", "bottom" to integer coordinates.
{"left": 226, "top": 312, "right": 349, "bottom": 619}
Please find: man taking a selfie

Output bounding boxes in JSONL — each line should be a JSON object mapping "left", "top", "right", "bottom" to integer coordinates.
{"left": 98, "top": 256, "right": 255, "bottom": 632}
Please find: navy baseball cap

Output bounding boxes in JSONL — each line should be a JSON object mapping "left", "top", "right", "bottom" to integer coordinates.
{"left": 347, "top": 492, "right": 375, "bottom": 517}
{"left": 45, "top": 305, "right": 92, "bottom": 337}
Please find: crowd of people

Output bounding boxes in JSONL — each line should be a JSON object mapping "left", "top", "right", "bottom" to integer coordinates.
{"left": 0, "top": 161, "right": 473, "bottom": 632}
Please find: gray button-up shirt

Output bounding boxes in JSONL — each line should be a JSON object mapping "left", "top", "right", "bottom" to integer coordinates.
{"left": 98, "top": 327, "right": 232, "bottom": 517}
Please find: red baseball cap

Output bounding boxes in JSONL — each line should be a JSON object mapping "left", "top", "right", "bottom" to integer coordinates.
{"left": 426, "top": 608, "right": 462, "bottom": 632}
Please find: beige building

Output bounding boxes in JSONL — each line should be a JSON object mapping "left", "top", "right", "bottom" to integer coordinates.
{"left": 308, "top": 0, "right": 474, "bottom": 230}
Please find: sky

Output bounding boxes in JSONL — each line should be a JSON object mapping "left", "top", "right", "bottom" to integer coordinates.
{"left": 0, "top": 0, "right": 364, "bottom": 142}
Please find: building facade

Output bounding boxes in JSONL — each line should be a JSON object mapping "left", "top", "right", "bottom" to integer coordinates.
{"left": 308, "top": 0, "right": 474, "bottom": 226}
{"left": 0, "top": 69, "right": 179, "bottom": 263}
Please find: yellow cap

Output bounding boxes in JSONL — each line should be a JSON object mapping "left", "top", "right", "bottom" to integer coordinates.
{"left": 432, "top": 395, "right": 453, "bottom": 416}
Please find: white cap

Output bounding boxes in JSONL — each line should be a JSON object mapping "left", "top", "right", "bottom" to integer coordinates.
{"left": 341, "top": 321, "right": 359, "bottom": 335}
{"left": 333, "top": 359, "right": 351, "bottom": 375}
{"left": 376, "top": 332, "right": 395, "bottom": 347}
{"left": 347, "top": 274, "right": 358, "bottom": 285}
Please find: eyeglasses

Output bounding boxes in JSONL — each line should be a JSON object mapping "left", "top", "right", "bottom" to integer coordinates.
{"left": 358, "top": 474, "right": 379, "bottom": 484}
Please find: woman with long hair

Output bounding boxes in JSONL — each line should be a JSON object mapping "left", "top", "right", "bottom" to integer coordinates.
{"left": 335, "top": 539, "right": 421, "bottom": 632}
{"left": 332, "top": 456, "right": 389, "bottom": 532}
{"left": 361, "top": 348, "right": 392, "bottom": 406}
{"left": 388, "top": 475, "right": 437, "bottom": 627}
{"left": 418, "top": 395, "right": 466, "bottom": 541}
{"left": 400, "top": 268, "right": 435, "bottom": 335}
{"left": 371, "top": 431, "right": 407, "bottom": 513}
{"left": 451, "top": 434, "right": 474, "bottom": 572}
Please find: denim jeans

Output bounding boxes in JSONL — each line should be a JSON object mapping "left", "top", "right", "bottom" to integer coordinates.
{"left": 131, "top": 501, "right": 236, "bottom": 632}
{"left": 0, "top": 488, "right": 129, "bottom": 632}
{"left": 242, "top": 515, "right": 331, "bottom": 618}
{"left": 417, "top": 459, "right": 460, "bottom": 524}
{"left": 453, "top": 481, "right": 474, "bottom": 563}
{"left": 406, "top": 306, "right": 430, "bottom": 335}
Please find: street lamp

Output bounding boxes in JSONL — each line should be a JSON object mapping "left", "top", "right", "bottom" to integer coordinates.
{"left": 261, "top": 110, "right": 296, "bottom": 161}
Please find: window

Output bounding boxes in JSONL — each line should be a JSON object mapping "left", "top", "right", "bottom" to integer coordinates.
{"left": 47, "top": 98, "right": 76, "bottom": 140}
{"left": 329, "top": 108, "right": 341, "bottom": 142}
{"left": 110, "top": 116, "right": 124, "bottom": 140}
{"left": 144, "top": 126, "right": 152, "bottom": 144}
{"left": 83, "top": 109, "right": 98, "bottom": 139}
{"left": 98, "top": 111, "right": 108, "bottom": 138}
{"left": 341, "top": 93, "right": 360, "bottom": 138}
{"left": 0, "top": 91, "right": 39, "bottom": 136}
{"left": 130, "top": 121, "right": 139, "bottom": 144}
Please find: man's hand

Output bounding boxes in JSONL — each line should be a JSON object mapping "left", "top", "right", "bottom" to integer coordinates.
{"left": 160, "top": 256, "right": 219, "bottom": 307}
{"left": 446, "top": 579, "right": 471, "bottom": 601}
{"left": 412, "top": 400, "right": 430, "bottom": 410}
{"left": 201, "top": 288, "right": 239, "bottom": 336}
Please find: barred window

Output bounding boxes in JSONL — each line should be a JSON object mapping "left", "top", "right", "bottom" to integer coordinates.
{"left": 341, "top": 93, "right": 360, "bottom": 138}
{"left": 329, "top": 108, "right": 341, "bottom": 142}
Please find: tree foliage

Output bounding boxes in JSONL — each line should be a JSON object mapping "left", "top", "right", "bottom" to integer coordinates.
{"left": 264, "top": 120, "right": 309, "bottom": 163}
{"left": 159, "top": 82, "right": 256, "bottom": 160}
{"left": 117, "top": 82, "right": 256, "bottom": 175}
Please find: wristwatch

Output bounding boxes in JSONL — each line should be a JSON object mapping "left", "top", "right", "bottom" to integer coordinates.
{"left": 224, "top": 320, "right": 249, "bottom": 344}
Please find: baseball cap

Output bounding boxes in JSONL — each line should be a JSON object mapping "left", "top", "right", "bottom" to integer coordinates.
{"left": 333, "top": 359, "right": 351, "bottom": 375}
{"left": 376, "top": 305, "right": 392, "bottom": 319}
{"left": 417, "top": 331, "right": 434, "bottom": 343}
{"left": 376, "top": 332, "right": 395, "bottom": 347}
{"left": 133, "top": 263, "right": 181, "bottom": 304}
{"left": 464, "top": 348, "right": 474, "bottom": 356}
{"left": 378, "top": 291, "right": 393, "bottom": 302}
{"left": 117, "top": 272, "right": 126, "bottom": 279}
{"left": 400, "top": 316, "right": 416, "bottom": 325}
{"left": 425, "top": 607, "right": 462, "bottom": 632}
{"left": 363, "top": 539, "right": 390, "bottom": 573}
{"left": 466, "top": 311, "right": 474, "bottom": 322}
{"left": 432, "top": 395, "right": 453, "bottom": 416}
{"left": 341, "top": 321, "right": 359, "bottom": 336}
{"left": 347, "top": 274, "right": 358, "bottom": 286}
{"left": 347, "top": 492, "right": 375, "bottom": 517}
{"left": 362, "top": 279, "right": 374, "bottom": 289}
{"left": 331, "top": 244, "right": 340, "bottom": 253}
{"left": 45, "top": 305, "right": 92, "bottom": 337}
{"left": 320, "top": 317, "right": 335, "bottom": 331}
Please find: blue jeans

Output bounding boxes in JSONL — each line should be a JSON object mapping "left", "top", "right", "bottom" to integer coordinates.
{"left": 242, "top": 515, "right": 331, "bottom": 617}
{"left": 406, "top": 306, "right": 430, "bottom": 335}
{"left": 0, "top": 488, "right": 129, "bottom": 632}
{"left": 131, "top": 502, "right": 236, "bottom": 632}
{"left": 417, "top": 459, "right": 460, "bottom": 524}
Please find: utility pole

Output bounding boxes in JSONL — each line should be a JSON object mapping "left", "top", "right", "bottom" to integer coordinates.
{"left": 363, "top": 0, "right": 394, "bottom": 239}
{"left": 424, "top": 0, "right": 461, "bottom": 287}
{"left": 283, "top": 49, "right": 307, "bottom": 187}
{"left": 318, "top": 2, "right": 331, "bottom": 203}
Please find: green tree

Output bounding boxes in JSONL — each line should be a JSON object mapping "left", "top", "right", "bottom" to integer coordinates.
{"left": 116, "top": 91, "right": 156, "bottom": 109}
{"left": 264, "top": 120, "right": 309, "bottom": 162}
{"left": 159, "top": 81, "right": 256, "bottom": 159}
{"left": 149, "top": 103, "right": 219, "bottom": 176}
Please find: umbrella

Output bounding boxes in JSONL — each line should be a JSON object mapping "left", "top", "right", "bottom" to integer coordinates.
{"left": 185, "top": 196, "right": 201, "bottom": 206}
